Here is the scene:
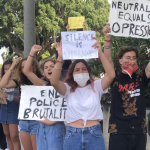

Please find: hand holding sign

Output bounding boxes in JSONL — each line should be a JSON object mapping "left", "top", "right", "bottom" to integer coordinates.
{"left": 92, "top": 37, "right": 102, "bottom": 55}
{"left": 103, "top": 23, "right": 111, "bottom": 39}
{"left": 37, "top": 116, "right": 58, "bottom": 125}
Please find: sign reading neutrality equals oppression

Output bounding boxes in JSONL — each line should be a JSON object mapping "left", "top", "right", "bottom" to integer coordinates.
{"left": 109, "top": 0, "right": 150, "bottom": 39}
{"left": 61, "top": 31, "right": 98, "bottom": 60}
{"left": 18, "top": 86, "right": 67, "bottom": 121}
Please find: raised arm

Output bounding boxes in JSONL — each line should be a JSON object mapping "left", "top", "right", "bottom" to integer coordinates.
{"left": 50, "top": 41, "right": 67, "bottom": 95}
{"left": 103, "top": 23, "right": 113, "bottom": 66}
{"left": 0, "top": 58, "right": 21, "bottom": 88}
{"left": 92, "top": 37, "right": 115, "bottom": 91}
{"left": 23, "top": 45, "right": 46, "bottom": 86}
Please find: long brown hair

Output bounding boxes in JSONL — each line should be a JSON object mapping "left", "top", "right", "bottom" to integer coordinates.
{"left": 15, "top": 58, "right": 42, "bottom": 85}
{"left": 64, "top": 59, "right": 95, "bottom": 92}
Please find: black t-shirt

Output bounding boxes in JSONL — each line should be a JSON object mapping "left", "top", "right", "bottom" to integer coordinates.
{"left": 109, "top": 70, "right": 150, "bottom": 134}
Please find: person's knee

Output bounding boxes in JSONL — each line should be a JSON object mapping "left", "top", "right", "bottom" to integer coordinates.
{"left": 11, "top": 134, "right": 20, "bottom": 143}
{"left": 4, "top": 131, "right": 11, "bottom": 139}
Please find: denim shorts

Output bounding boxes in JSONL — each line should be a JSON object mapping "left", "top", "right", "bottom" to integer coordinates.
{"left": 18, "top": 120, "right": 39, "bottom": 135}
{"left": 0, "top": 101, "right": 19, "bottom": 124}
{"left": 36, "top": 122, "right": 66, "bottom": 150}
{"left": 63, "top": 124, "right": 105, "bottom": 150}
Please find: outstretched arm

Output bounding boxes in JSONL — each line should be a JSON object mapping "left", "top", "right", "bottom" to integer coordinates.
{"left": 50, "top": 41, "right": 67, "bottom": 95}
{"left": 145, "top": 63, "right": 150, "bottom": 79}
{"left": 0, "top": 57, "right": 21, "bottom": 88}
{"left": 103, "top": 22, "right": 114, "bottom": 67}
{"left": 92, "top": 38, "right": 115, "bottom": 91}
{"left": 23, "top": 45, "right": 47, "bottom": 86}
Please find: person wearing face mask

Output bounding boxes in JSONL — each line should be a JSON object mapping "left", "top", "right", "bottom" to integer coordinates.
{"left": 50, "top": 37, "right": 115, "bottom": 150}
{"left": 23, "top": 45, "right": 66, "bottom": 150}
{"left": 103, "top": 23, "right": 150, "bottom": 150}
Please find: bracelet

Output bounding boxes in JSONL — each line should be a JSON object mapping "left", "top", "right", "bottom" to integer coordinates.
{"left": 105, "top": 40, "right": 112, "bottom": 43}
{"left": 104, "top": 44, "right": 112, "bottom": 49}
{"left": 54, "top": 66, "right": 62, "bottom": 70}
{"left": 29, "top": 54, "right": 34, "bottom": 58}
{"left": 56, "top": 59, "right": 64, "bottom": 64}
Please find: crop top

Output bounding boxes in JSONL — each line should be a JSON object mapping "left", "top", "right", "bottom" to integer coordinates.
{"left": 60, "top": 79, "right": 107, "bottom": 127}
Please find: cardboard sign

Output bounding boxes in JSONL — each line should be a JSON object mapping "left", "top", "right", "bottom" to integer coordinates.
{"left": 18, "top": 86, "right": 67, "bottom": 121}
{"left": 109, "top": 0, "right": 150, "bottom": 39}
{"left": 0, "top": 88, "right": 7, "bottom": 104}
{"left": 61, "top": 31, "right": 98, "bottom": 60}
{"left": 68, "top": 16, "right": 85, "bottom": 29}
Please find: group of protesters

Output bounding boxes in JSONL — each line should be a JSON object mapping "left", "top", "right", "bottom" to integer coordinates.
{"left": 0, "top": 22, "right": 149, "bottom": 150}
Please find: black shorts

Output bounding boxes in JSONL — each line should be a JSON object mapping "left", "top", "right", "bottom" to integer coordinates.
{"left": 109, "top": 134, "right": 147, "bottom": 150}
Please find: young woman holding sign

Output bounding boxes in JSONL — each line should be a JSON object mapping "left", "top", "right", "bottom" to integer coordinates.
{"left": 0, "top": 58, "right": 42, "bottom": 150}
{"left": 23, "top": 45, "right": 66, "bottom": 150}
{"left": 50, "top": 38, "right": 115, "bottom": 150}
{"left": 0, "top": 60, "right": 21, "bottom": 150}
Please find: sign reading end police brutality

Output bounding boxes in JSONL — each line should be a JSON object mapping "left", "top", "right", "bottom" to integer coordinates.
{"left": 109, "top": 1, "right": 150, "bottom": 38}
{"left": 61, "top": 31, "right": 98, "bottom": 60}
{"left": 18, "top": 86, "right": 67, "bottom": 121}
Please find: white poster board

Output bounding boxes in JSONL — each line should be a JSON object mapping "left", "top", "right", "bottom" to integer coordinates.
{"left": 18, "top": 86, "right": 67, "bottom": 121}
{"left": 61, "top": 31, "right": 98, "bottom": 60}
{"left": 109, "top": 0, "right": 150, "bottom": 39}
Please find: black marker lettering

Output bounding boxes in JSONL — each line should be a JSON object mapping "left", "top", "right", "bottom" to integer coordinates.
{"left": 23, "top": 108, "right": 31, "bottom": 119}
{"left": 32, "top": 108, "right": 39, "bottom": 118}
{"left": 30, "top": 97, "right": 37, "bottom": 106}
{"left": 40, "top": 90, "right": 45, "bottom": 97}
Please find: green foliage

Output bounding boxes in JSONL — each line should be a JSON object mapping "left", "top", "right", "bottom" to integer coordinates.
{"left": 0, "top": 0, "right": 110, "bottom": 59}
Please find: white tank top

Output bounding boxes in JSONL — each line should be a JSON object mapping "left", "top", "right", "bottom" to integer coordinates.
{"left": 60, "top": 79, "right": 107, "bottom": 127}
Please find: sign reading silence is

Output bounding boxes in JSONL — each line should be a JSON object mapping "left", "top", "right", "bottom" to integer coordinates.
{"left": 18, "top": 86, "right": 67, "bottom": 121}
{"left": 61, "top": 31, "right": 98, "bottom": 60}
{"left": 109, "top": 1, "right": 150, "bottom": 39}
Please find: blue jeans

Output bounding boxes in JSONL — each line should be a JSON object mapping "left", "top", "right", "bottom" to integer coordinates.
{"left": 63, "top": 124, "right": 105, "bottom": 150}
{"left": 36, "top": 122, "right": 66, "bottom": 150}
{"left": 18, "top": 120, "right": 39, "bottom": 135}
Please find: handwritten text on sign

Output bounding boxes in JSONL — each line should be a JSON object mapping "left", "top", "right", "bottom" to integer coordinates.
{"left": 61, "top": 31, "right": 98, "bottom": 60}
{"left": 68, "top": 16, "right": 85, "bottom": 29}
{"left": 109, "top": 1, "right": 150, "bottom": 39}
{"left": 18, "top": 86, "right": 67, "bottom": 121}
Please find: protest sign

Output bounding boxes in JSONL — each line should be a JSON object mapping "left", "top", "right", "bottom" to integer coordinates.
{"left": 18, "top": 86, "right": 67, "bottom": 121}
{"left": 109, "top": 0, "right": 150, "bottom": 38}
{"left": 61, "top": 31, "right": 98, "bottom": 60}
{"left": 68, "top": 16, "right": 85, "bottom": 29}
{"left": 0, "top": 88, "right": 7, "bottom": 104}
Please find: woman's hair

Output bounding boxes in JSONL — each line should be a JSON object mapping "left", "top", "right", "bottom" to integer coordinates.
{"left": 64, "top": 59, "right": 95, "bottom": 92}
{"left": 15, "top": 58, "right": 42, "bottom": 85}
{"left": 40, "top": 58, "right": 55, "bottom": 71}
{"left": 1, "top": 60, "right": 13, "bottom": 78}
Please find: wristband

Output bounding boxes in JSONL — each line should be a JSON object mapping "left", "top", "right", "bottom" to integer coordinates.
{"left": 105, "top": 40, "right": 112, "bottom": 43}
{"left": 54, "top": 66, "right": 62, "bottom": 70}
{"left": 104, "top": 44, "right": 112, "bottom": 49}
{"left": 29, "top": 54, "right": 34, "bottom": 58}
{"left": 56, "top": 59, "right": 64, "bottom": 64}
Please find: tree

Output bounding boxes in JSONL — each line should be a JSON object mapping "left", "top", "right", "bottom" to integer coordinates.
{"left": 0, "top": 0, "right": 110, "bottom": 60}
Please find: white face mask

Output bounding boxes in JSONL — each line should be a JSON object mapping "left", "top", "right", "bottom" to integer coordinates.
{"left": 73, "top": 73, "right": 90, "bottom": 87}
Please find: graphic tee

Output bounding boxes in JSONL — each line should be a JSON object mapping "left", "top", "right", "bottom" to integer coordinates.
{"left": 109, "top": 70, "right": 150, "bottom": 134}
